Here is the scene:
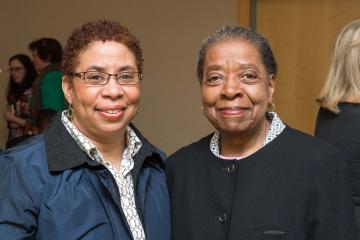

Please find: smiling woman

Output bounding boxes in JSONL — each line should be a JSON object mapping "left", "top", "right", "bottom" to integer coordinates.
{"left": 166, "top": 25, "right": 356, "bottom": 240}
{"left": 201, "top": 39, "right": 274, "bottom": 156}
{"left": 0, "top": 20, "right": 170, "bottom": 240}
{"left": 62, "top": 40, "right": 141, "bottom": 156}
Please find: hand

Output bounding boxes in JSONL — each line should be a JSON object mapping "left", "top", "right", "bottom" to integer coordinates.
{"left": 4, "top": 109, "right": 15, "bottom": 122}
{"left": 9, "top": 122, "right": 19, "bottom": 128}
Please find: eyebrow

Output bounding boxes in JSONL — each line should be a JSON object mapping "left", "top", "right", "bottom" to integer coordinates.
{"left": 237, "top": 63, "right": 260, "bottom": 72}
{"left": 205, "top": 64, "right": 223, "bottom": 72}
{"left": 84, "top": 65, "right": 137, "bottom": 72}
{"left": 205, "top": 63, "right": 260, "bottom": 72}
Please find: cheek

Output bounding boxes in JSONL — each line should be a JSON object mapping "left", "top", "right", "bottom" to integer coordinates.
{"left": 71, "top": 85, "right": 97, "bottom": 109}
{"left": 126, "top": 87, "right": 141, "bottom": 105}
{"left": 19, "top": 71, "right": 26, "bottom": 79}
{"left": 201, "top": 88, "right": 218, "bottom": 107}
{"left": 248, "top": 85, "right": 270, "bottom": 103}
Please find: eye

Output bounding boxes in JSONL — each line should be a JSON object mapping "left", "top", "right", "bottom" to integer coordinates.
{"left": 239, "top": 71, "right": 259, "bottom": 82}
{"left": 86, "top": 72, "right": 106, "bottom": 81}
{"left": 118, "top": 72, "right": 135, "bottom": 81}
{"left": 204, "top": 73, "right": 223, "bottom": 85}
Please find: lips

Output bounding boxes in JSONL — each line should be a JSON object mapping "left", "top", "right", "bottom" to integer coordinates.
{"left": 96, "top": 105, "right": 127, "bottom": 120}
{"left": 217, "top": 106, "right": 249, "bottom": 116}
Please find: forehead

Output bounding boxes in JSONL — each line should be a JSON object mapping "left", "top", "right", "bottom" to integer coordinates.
{"left": 75, "top": 40, "right": 136, "bottom": 70}
{"left": 10, "top": 58, "right": 23, "bottom": 66}
{"left": 204, "top": 39, "right": 264, "bottom": 69}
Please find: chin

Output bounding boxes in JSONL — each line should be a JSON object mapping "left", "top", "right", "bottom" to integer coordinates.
{"left": 101, "top": 123, "right": 127, "bottom": 134}
{"left": 217, "top": 122, "right": 252, "bottom": 135}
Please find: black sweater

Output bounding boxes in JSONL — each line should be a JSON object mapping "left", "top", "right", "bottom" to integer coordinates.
{"left": 166, "top": 127, "right": 356, "bottom": 240}
{"left": 315, "top": 103, "right": 360, "bottom": 198}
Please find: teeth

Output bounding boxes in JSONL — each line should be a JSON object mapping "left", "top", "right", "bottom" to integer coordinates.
{"left": 103, "top": 109, "right": 121, "bottom": 114}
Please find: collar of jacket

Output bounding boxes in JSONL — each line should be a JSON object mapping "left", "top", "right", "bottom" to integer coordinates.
{"left": 44, "top": 113, "right": 165, "bottom": 177}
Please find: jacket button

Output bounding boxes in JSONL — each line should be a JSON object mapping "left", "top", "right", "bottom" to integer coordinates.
{"left": 217, "top": 212, "right": 227, "bottom": 223}
{"left": 227, "top": 162, "right": 235, "bottom": 174}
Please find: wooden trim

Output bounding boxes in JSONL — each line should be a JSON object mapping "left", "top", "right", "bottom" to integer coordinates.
{"left": 238, "top": 0, "right": 257, "bottom": 28}
{"left": 238, "top": 0, "right": 251, "bottom": 27}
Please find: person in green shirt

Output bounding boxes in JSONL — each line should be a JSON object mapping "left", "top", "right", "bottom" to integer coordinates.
{"left": 29, "top": 38, "right": 67, "bottom": 112}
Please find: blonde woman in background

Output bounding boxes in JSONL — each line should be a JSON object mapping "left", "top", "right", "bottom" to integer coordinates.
{"left": 315, "top": 19, "right": 360, "bottom": 239}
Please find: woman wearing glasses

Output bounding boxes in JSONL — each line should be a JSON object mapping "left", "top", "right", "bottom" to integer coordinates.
{"left": 0, "top": 20, "right": 170, "bottom": 240}
{"left": 166, "top": 25, "right": 356, "bottom": 239}
{"left": 4, "top": 54, "right": 37, "bottom": 148}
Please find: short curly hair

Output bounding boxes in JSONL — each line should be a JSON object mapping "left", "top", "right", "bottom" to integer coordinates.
{"left": 61, "top": 19, "right": 143, "bottom": 74}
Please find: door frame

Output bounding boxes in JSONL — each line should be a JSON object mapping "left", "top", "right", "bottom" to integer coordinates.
{"left": 238, "top": 0, "right": 257, "bottom": 28}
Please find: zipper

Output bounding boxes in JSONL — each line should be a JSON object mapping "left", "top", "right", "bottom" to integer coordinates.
{"left": 104, "top": 169, "right": 135, "bottom": 240}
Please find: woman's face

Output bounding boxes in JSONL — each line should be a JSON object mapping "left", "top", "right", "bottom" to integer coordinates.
{"left": 9, "top": 59, "right": 26, "bottom": 84}
{"left": 201, "top": 39, "right": 274, "bottom": 136}
{"left": 62, "top": 40, "right": 140, "bottom": 141}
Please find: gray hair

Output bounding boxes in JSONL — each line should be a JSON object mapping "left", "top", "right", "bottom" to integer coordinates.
{"left": 197, "top": 24, "right": 277, "bottom": 82}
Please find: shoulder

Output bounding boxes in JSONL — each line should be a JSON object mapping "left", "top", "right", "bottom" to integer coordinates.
{"left": 41, "top": 71, "right": 63, "bottom": 82}
{"left": 0, "top": 135, "right": 50, "bottom": 200}
{"left": 277, "top": 127, "right": 344, "bottom": 165}
{"left": 130, "top": 123, "right": 167, "bottom": 172}
{"left": 0, "top": 135, "right": 47, "bottom": 173}
{"left": 281, "top": 127, "right": 335, "bottom": 149}
{"left": 43, "top": 70, "right": 62, "bottom": 78}
{"left": 166, "top": 133, "right": 213, "bottom": 168}
{"left": 317, "top": 104, "right": 360, "bottom": 121}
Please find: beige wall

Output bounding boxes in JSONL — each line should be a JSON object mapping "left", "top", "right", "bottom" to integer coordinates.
{"left": 0, "top": 0, "right": 236, "bottom": 154}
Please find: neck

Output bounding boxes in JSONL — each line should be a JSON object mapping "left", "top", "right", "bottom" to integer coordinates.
{"left": 220, "top": 118, "right": 270, "bottom": 157}
{"left": 89, "top": 132, "right": 127, "bottom": 170}
{"left": 38, "top": 62, "right": 51, "bottom": 74}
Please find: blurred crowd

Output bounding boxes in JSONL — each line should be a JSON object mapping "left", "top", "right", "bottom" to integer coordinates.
{"left": 4, "top": 38, "right": 66, "bottom": 149}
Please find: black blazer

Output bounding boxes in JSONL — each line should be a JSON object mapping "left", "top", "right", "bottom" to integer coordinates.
{"left": 166, "top": 127, "right": 356, "bottom": 240}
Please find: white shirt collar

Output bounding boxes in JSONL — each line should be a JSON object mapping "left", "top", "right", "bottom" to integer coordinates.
{"left": 210, "top": 112, "right": 285, "bottom": 158}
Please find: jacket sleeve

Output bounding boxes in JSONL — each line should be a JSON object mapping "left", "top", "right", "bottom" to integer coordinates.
{"left": 308, "top": 148, "right": 356, "bottom": 240}
{"left": 0, "top": 152, "right": 41, "bottom": 238}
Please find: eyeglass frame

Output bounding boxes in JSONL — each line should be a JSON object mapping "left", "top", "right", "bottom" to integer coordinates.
{"left": 67, "top": 71, "right": 142, "bottom": 86}
{"left": 8, "top": 67, "right": 25, "bottom": 73}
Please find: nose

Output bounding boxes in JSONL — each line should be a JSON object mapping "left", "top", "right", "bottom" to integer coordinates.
{"left": 101, "top": 76, "right": 125, "bottom": 99}
{"left": 221, "top": 76, "right": 242, "bottom": 99}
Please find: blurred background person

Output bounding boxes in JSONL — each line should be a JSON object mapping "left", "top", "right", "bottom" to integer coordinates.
{"left": 166, "top": 25, "right": 356, "bottom": 240}
{"left": 0, "top": 20, "right": 170, "bottom": 239}
{"left": 315, "top": 19, "right": 360, "bottom": 239}
{"left": 29, "top": 37, "right": 66, "bottom": 113}
{"left": 4, "top": 54, "right": 37, "bottom": 148}
{"left": 35, "top": 108, "right": 56, "bottom": 134}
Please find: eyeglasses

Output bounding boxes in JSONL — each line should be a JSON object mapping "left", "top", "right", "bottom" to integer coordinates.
{"left": 8, "top": 67, "right": 24, "bottom": 73}
{"left": 69, "top": 71, "right": 142, "bottom": 86}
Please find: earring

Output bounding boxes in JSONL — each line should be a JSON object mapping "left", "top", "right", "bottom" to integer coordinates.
{"left": 201, "top": 106, "right": 205, "bottom": 114}
{"left": 267, "top": 102, "right": 275, "bottom": 112}
{"left": 67, "top": 104, "right": 74, "bottom": 119}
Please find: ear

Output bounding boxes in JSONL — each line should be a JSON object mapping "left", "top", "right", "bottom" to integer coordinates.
{"left": 62, "top": 75, "right": 73, "bottom": 105}
{"left": 267, "top": 74, "right": 275, "bottom": 103}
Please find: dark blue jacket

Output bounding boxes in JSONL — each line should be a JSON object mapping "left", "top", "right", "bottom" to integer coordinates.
{"left": 0, "top": 115, "right": 171, "bottom": 240}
